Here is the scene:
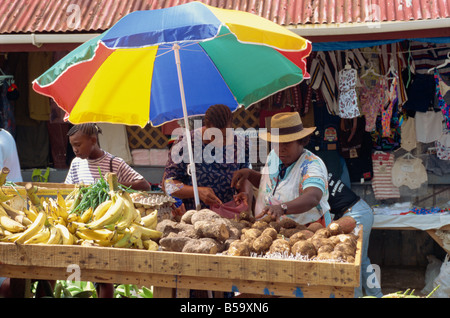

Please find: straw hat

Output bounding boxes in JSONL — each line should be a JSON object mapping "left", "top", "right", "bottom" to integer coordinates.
{"left": 260, "top": 112, "right": 316, "bottom": 143}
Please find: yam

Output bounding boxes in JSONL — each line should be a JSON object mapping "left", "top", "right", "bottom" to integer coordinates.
{"left": 289, "top": 230, "right": 314, "bottom": 246}
{"left": 334, "top": 242, "right": 356, "bottom": 256}
{"left": 269, "top": 221, "right": 281, "bottom": 233}
{"left": 335, "top": 234, "right": 357, "bottom": 248}
{"left": 334, "top": 216, "right": 357, "bottom": 234}
{"left": 182, "top": 238, "right": 218, "bottom": 254}
{"left": 306, "top": 222, "right": 324, "bottom": 233}
{"left": 252, "top": 235, "right": 273, "bottom": 255}
{"left": 180, "top": 210, "right": 196, "bottom": 224}
{"left": 278, "top": 217, "right": 299, "bottom": 229}
{"left": 317, "top": 244, "right": 334, "bottom": 254}
{"left": 239, "top": 220, "right": 253, "bottom": 228}
{"left": 226, "top": 240, "right": 251, "bottom": 256}
{"left": 313, "top": 228, "right": 331, "bottom": 238}
{"left": 314, "top": 253, "right": 333, "bottom": 261}
{"left": 268, "top": 238, "right": 291, "bottom": 255}
{"left": 291, "top": 241, "right": 317, "bottom": 258}
{"left": 252, "top": 220, "right": 269, "bottom": 231}
{"left": 327, "top": 222, "right": 344, "bottom": 236}
{"left": 159, "top": 236, "right": 193, "bottom": 252}
{"left": 190, "top": 209, "right": 222, "bottom": 224}
{"left": 330, "top": 250, "right": 347, "bottom": 261}
{"left": 259, "top": 214, "right": 273, "bottom": 223}
{"left": 279, "top": 227, "right": 301, "bottom": 238}
{"left": 261, "top": 227, "right": 278, "bottom": 240}
{"left": 194, "top": 220, "right": 229, "bottom": 242}
{"left": 309, "top": 237, "right": 331, "bottom": 250}
{"left": 241, "top": 228, "right": 262, "bottom": 240}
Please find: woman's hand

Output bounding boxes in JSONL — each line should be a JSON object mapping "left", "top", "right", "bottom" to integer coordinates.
{"left": 231, "top": 168, "right": 252, "bottom": 190}
{"left": 233, "top": 192, "right": 249, "bottom": 206}
{"left": 198, "top": 187, "right": 222, "bottom": 206}
{"left": 256, "top": 204, "right": 284, "bottom": 221}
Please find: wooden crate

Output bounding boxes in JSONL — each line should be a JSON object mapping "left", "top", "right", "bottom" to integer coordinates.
{"left": 0, "top": 232, "right": 362, "bottom": 298}
{"left": 1, "top": 182, "right": 75, "bottom": 196}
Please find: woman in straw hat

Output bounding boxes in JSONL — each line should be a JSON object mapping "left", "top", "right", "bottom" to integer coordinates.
{"left": 232, "top": 112, "right": 331, "bottom": 226}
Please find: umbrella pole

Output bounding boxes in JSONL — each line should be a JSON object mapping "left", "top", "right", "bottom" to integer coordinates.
{"left": 173, "top": 43, "right": 201, "bottom": 210}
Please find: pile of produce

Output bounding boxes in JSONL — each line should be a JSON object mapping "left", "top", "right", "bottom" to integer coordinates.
{"left": 0, "top": 174, "right": 162, "bottom": 250}
{"left": 157, "top": 208, "right": 359, "bottom": 262}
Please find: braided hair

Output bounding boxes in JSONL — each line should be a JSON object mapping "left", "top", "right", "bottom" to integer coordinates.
{"left": 67, "top": 123, "right": 102, "bottom": 137}
{"left": 204, "top": 104, "right": 232, "bottom": 129}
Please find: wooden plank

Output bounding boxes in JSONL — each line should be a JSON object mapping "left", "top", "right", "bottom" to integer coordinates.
{"left": 2, "top": 182, "right": 75, "bottom": 196}
{"left": 0, "top": 241, "right": 361, "bottom": 288}
{"left": 426, "top": 229, "right": 450, "bottom": 254}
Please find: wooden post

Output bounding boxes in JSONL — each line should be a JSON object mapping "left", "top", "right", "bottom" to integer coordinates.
{"left": 0, "top": 167, "right": 10, "bottom": 186}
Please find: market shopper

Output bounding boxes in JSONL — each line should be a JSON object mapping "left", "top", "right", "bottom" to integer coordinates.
{"left": 231, "top": 112, "right": 331, "bottom": 226}
{"left": 0, "top": 128, "right": 23, "bottom": 182}
{"left": 0, "top": 128, "right": 23, "bottom": 298}
{"left": 327, "top": 172, "right": 383, "bottom": 298}
{"left": 163, "top": 104, "right": 253, "bottom": 212}
{"left": 65, "top": 123, "right": 150, "bottom": 298}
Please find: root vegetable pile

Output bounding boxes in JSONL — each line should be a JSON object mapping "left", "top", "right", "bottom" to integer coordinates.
{"left": 159, "top": 209, "right": 359, "bottom": 262}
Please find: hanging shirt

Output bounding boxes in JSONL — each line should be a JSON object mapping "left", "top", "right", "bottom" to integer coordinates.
{"left": 371, "top": 152, "right": 400, "bottom": 200}
{"left": 338, "top": 68, "right": 360, "bottom": 119}
{"left": 255, "top": 149, "right": 330, "bottom": 225}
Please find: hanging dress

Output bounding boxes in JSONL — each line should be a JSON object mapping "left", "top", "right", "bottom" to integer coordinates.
{"left": 338, "top": 68, "right": 360, "bottom": 118}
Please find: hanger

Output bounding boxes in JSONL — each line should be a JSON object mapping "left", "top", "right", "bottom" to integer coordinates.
{"left": 428, "top": 52, "right": 450, "bottom": 74}
{"left": 360, "top": 62, "right": 381, "bottom": 78}
{"left": 385, "top": 59, "right": 398, "bottom": 79}
{"left": 0, "top": 68, "right": 13, "bottom": 83}
{"left": 400, "top": 152, "right": 416, "bottom": 160}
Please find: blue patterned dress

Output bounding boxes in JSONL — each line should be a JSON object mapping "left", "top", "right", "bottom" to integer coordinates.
{"left": 164, "top": 128, "right": 250, "bottom": 210}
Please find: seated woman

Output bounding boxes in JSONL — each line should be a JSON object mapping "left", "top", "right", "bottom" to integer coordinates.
{"left": 163, "top": 104, "right": 252, "bottom": 212}
{"left": 232, "top": 112, "right": 331, "bottom": 226}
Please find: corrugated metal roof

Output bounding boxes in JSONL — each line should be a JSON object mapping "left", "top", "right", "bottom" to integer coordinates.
{"left": 0, "top": 0, "right": 449, "bottom": 34}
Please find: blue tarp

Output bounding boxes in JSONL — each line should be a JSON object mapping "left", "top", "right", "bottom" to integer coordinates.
{"left": 312, "top": 37, "right": 450, "bottom": 51}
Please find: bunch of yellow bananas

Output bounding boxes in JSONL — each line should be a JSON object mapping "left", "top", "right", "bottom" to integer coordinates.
{"left": 0, "top": 190, "right": 162, "bottom": 251}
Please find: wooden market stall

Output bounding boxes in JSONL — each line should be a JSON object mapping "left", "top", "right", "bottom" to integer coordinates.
{"left": 0, "top": 231, "right": 362, "bottom": 298}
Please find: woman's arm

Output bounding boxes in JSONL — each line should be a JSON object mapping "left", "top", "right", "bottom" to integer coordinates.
{"left": 231, "top": 168, "right": 261, "bottom": 190}
{"left": 165, "top": 179, "right": 222, "bottom": 206}
{"left": 120, "top": 178, "right": 151, "bottom": 191}
{"left": 256, "top": 187, "right": 323, "bottom": 220}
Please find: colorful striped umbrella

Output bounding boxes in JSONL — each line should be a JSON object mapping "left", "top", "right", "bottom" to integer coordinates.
{"left": 32, "top": 1, "right": 311, "bottom": 208}
{"left": 33, "top": 1, "right": 311, "bottom": 127}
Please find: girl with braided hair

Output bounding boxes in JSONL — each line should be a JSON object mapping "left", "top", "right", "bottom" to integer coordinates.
{"left": 65, "top": 123, "right": 150, "bottom": 191}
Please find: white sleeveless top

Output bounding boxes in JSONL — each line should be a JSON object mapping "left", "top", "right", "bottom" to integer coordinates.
{"left": 255, "top": 149, "right": 330, "bottom": 225}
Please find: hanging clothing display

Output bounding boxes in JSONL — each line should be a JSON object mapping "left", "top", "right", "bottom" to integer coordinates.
{"left": 371, "top": 152, "right": 400, "bottom": 200}
{"left": 434, "top": 70, "right": 450, "bottom": 129}
{"left": 338, "top": 67, "right": 360, "bottom": 119}
{"left": 381, "top": 76, "right": 398, "bottom": 138}
{"left": 400, "top": 117, "right": 417, "bottom": 152}
{"left": 391, "top": 153, "right": 428, "bottom": 190}
{"left": 415, "top": 110, "right": 444, "bottom": 143}
{"left": 359, "top": 75, "right": 389, "bottom": 132}
{"left": 436, "top": 126, "right": 450, "bottom": 161}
